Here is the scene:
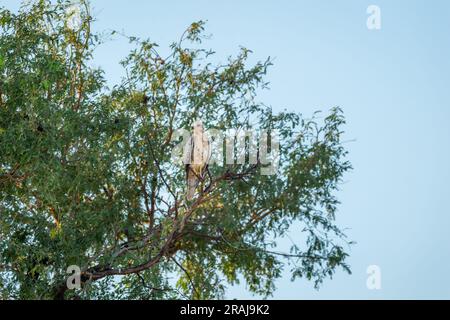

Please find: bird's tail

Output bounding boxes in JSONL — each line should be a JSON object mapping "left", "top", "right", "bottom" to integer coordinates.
{"left": 186, "top": 170, "right": 199, "bottom": 200}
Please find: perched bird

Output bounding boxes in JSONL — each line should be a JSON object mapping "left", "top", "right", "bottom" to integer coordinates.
{"left": 183, "top": 120, "right": 211, "bottom": 200}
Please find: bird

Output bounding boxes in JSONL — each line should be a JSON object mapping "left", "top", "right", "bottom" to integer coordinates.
{"left": 183, "top": 120, "right": 211, "bottom": 200}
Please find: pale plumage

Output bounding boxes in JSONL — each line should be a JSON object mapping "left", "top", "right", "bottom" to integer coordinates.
{"left": 183, "top": 120, "right": 211, "bottom": 200}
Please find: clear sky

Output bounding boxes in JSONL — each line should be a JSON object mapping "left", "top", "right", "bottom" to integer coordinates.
{"left": 3, "top": 0, "right": 450, "bottom": 299}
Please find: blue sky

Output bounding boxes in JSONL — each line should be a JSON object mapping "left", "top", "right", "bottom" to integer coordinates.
{"left": 4, "top": 0, "right": 450, "bottom": 299}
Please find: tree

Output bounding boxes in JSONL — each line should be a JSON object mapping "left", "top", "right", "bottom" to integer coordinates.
{"left": 0, "top": 0, "right": 352, "bottom": 300}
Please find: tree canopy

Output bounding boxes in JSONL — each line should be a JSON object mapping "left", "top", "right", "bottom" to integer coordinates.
{"left": 0, "top": 0, "right": 352, "bottom": 299}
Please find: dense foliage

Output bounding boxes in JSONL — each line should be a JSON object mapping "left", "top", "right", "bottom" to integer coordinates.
{"left": 0, "top": 0, "right": 352, "bottom": 299}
